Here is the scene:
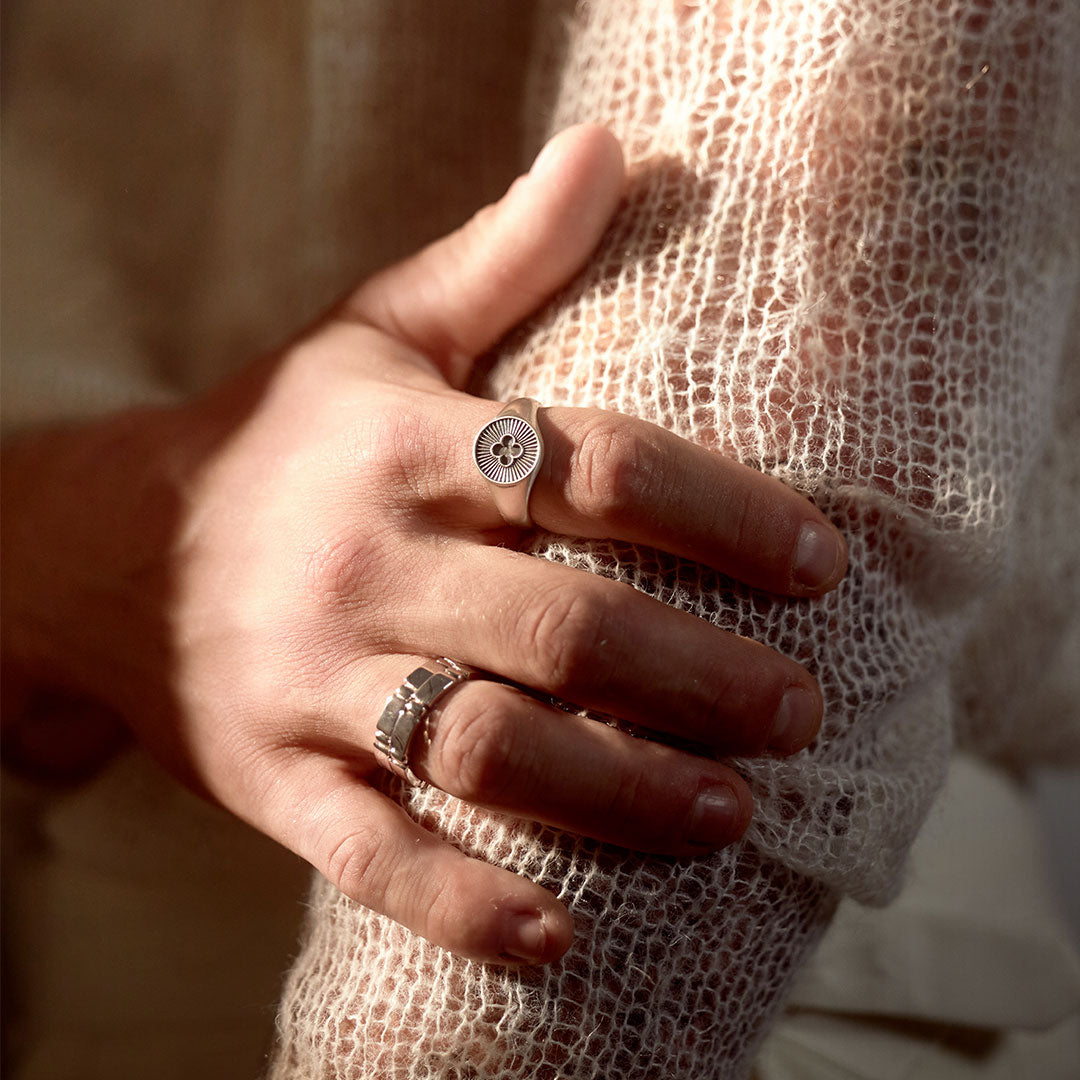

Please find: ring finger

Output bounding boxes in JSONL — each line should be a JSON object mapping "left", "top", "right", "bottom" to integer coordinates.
{"left": 356, "top": 653, "right": 753, "bottom": 856}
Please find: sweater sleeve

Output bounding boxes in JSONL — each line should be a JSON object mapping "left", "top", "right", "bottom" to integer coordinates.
{"left": 267, "top": 3, "right": 1080, "bottom": 1077}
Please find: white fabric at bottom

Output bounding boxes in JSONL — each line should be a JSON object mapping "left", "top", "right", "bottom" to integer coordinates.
{"left": 755, "top": 754, "right": 1080, "bottom": 1079}
{"left": 755, "top": 1012, "right": 1080, "bottom": 1080}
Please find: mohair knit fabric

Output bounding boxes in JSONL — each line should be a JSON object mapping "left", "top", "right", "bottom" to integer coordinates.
{"left": 267, "top": 2, "right": 1080, "bottom": 1078}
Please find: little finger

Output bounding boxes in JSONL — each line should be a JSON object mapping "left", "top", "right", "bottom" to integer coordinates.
{"left": 355, "top": 653, "right": 753, "bottom": 855}
{"left": 247, "top": 750, "right": 574, "bottom": 966}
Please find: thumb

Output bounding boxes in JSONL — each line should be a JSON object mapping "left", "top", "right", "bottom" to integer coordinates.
{"left": 342, "top": 124, "right": 625, "bottom": 387}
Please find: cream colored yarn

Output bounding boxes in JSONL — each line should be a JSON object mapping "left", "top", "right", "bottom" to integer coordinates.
{"left": 269, "top": 2, "right": 1080, "bottom": 1077}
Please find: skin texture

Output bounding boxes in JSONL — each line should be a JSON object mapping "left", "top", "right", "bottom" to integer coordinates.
{"left": 1, "top": 125, "right": 846, "bottom": 965}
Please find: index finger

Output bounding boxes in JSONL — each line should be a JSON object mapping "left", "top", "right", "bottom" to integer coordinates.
{"left": 518, "top": 406, "right": 846, "bottom": 597}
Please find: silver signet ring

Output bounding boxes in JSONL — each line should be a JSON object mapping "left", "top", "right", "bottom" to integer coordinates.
{"left": 472, "top": 398, "right": 544, "bottom": 528}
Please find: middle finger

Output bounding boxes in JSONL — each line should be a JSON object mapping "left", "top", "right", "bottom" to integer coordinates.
{"left": 401, "top": 541, "right": 822, "bottom": 757}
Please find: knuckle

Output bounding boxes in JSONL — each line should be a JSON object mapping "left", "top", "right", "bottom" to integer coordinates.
{"left": 275, "top": 331, "right": 447, "bottom": 506}
{"left": 705, "top": 648, "right": 778, "bottom": 749}
{"left": 436, "top": 685, "right": 520, "bottom": 803}
{"left": 715, "top": 477, "right": 790, "bottom": 574}
{"left": 418, "top": 871, "right": 504, "bottom": 961}
{"left": 594, "top": 765, "right": 648, "bottom": 827}
{"left": 524, "top": 584, "right": 609, "bottom": 695}
{"left": 301, "top": 532, "right": 369, "bottom": 606}
{"left": 276, "top": 331, "right": 342, "bottom": 391}
{"left": 717, "top": 481, "right": 768, "bottom": 565}
{"left": 413, "top": 870, "right": 459, "bottom": 943}
{"left": 277, "top": 324, "right": 384, "bottom": 403}
{"left": 464, "top": 200, "right": 502, "bottom": 243}
{"left": 589, "top": 760, "right": 683, "bottom": 852}
{"left": 569, "top": 417, "right": 654, "bottom": 524}
{"left": 341, "top": 396, "right": 435, "bottom": 498}
{"left": 322, "top": 824, "right": 383, "bottom": 901}
{"left": 724, "top": 483, "right": 760, "bottom": 558}
{"left": 296, "top": 531, "right": 397, "bottom": 631}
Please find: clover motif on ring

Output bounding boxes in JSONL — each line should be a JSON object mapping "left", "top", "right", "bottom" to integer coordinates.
{"left": 491, "top": 433, "right": 525, "bottom": 468}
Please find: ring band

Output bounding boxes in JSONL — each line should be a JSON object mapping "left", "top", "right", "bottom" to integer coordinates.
{"left": 373, "top": 657, "right": 475, "bottom": 785}
{"left": 472, "top": 397, "right": 544, "bottom": 527}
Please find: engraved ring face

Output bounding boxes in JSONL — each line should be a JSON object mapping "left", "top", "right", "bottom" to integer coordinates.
{"left": 473, "top": 415, "right": 542, "bottom": 486}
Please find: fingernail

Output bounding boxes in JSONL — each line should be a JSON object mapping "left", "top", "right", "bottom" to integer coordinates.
{"left": 687, "top": 783, "right": 743, "bottom": 847}
{"left": 769, "top": 686, "right": 818, "bottom": 753}
{"left": 501, "top": 911, "right": 548, "bottom": 963}
{"left": 793, "top": 521, "right": 843, "bottom": 590}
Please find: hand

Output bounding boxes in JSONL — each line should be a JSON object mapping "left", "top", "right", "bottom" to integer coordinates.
{"left": 1, "top": 126, "right": 846, "bottom": 965}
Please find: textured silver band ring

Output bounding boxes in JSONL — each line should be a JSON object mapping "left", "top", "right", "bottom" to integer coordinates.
{"left": 373, "top": 657, "right": 476, "bottom": 786}
{"left": 472, "top": 397, "right": 544, "bottom": 527}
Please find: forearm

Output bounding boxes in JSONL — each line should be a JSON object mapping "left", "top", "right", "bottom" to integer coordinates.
{"left": 2, "top": 414, "right": 174, "bottom": 700}
{"left": 0, "top": 378, "right": 257, "bottom": 781}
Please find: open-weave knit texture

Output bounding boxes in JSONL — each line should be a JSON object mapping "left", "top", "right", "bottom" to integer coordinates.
{"left": 268, "top": 2, "right": 1080, "bottom": 1076}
